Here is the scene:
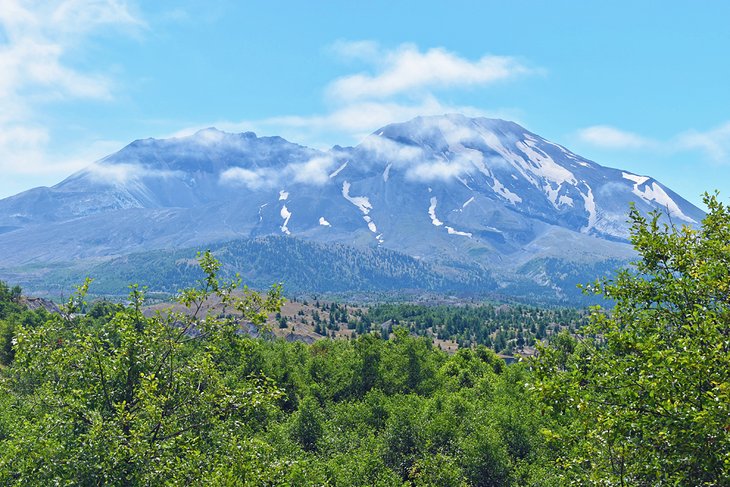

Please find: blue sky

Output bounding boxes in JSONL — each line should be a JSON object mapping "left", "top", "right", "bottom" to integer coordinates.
{"left": 1, "top": 0, "right": 729, "bottom": 207}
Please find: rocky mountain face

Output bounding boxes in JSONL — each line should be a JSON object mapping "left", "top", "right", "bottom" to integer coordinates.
{"left": 0, "top": 114, "right": 704, "bottom": 301}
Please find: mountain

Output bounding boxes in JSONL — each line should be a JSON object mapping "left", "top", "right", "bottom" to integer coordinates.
{"left": 0, "top": 114, "right": 704, "bottom": 301}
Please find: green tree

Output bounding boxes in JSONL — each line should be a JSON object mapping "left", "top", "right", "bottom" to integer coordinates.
{"left": 291, "top": 395, "right": 323, "bottom": 452}
{"left": 533, "top": 193, "right": 730, "bottom": 484}
{"left": 0, "top": 251, "right": 284, "bottom": 484}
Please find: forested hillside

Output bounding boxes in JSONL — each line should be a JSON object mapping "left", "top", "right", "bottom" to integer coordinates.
{"left": 22, "top": 236, "right": 497, "bottom": 299}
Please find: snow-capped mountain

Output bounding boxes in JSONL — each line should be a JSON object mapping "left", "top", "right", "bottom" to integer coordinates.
{"left": 0, "top": 114, "right": 704, "bottom": 299}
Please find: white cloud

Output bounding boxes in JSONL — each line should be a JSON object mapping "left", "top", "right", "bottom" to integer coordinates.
{"left": 328, "top": 39, "right": 380, "bottom": 62}
{"left": 327, "top": 43, "right": 531, "bottom": 101}
{"left": 359, "top": 135, "right": 424, "bottom": 163}
{"left": 0, "top": 0, "right": 142, "bottom": 196}
{"left": 576, "top": 121, "right": 730, "bottom": 166}
{"left": 220, "top": 155, "right": 338, "bottom": 189}
{"left": 406, "top": 158, "right": 472, "bottom": 182}
{"left": 171, "top": 42, "right": 529, "bottom": 151}
{"left": 220, "top": 167, "right": 275, "bottom": 190}
{"left": 290, "top": 156, "right": 336, "bottom": 185}
{"left": 677, "top": 122, "right": 730, "bottom": 163}
{"left": 0, "top": 0, "right": 142, "bottom": 103}
{"left": 83, "top": 162, "right": 183, "bottom": 185}
{"left": 186, "top": 96, "right": 505, "bottom": 151}
{"left": 577, "top": 125, "right": 654, "bottom": 149}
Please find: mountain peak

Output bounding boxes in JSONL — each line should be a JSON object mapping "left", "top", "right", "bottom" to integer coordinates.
{"left": 0, "top": 113, "right": 707, "bottom": 300}
{"left": 370, "top": 114, "right": 530, "bottom": 148}
{"left": 192, "top": 126, "right": 226, "bottom": 140}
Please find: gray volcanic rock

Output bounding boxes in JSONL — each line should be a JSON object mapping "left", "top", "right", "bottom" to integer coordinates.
{"left": 0, "top": 114, "right": 704, "bottom": 300}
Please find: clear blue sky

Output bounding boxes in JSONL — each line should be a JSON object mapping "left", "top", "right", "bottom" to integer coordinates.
{"left": 1, "top": 0, "right": 729, "bottom": 207}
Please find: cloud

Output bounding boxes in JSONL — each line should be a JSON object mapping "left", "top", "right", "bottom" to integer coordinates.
{"left": 328, "top": 39, "right": 380, "bottom": 62}
{"left": 183, "top": 95, "right": 510, "bottom": 152}
{"left": 289, "top": 156, "right": 336, "bottom": 185}
{"left": 219, "top": 167, "right": 275, "bottom": 190}
{"left": 677, "top": 122, "right": 730, "bottom": 163}
{"left": 406, "top": 157, "right": 472, "bottom": 182}
{"left": 220, "top": 155, "right": 338, "bottom": 189}
{"left": 83, "top": 162, "right": 184, "bottom": 185}
{"left": 0, "top": 0, "right": 142, "bottom": 103}
{"left": 358, "top": 135, "right": 424, "bottom": 163}
{"left": 170, "top": 42, "right": 530, "bottom": 151}
{"left": 260, "top": 95, "right": 488, "bottom": 141}
{"left": 0, "top": 0, "right": 142, "bottom": 196}
{"left": 576, "top": 125, "right": 654, "bottom": 149}
{"left": 327, "top": 43, "right": 532, "bottom": 101}
{"left": 576, "top": 121, "right": 730, "bottom": 165}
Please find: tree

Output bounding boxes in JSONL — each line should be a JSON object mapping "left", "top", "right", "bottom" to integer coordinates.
{"left": 533, "top": 193, "right": 730, "bottom": 484}
{"left": 291, "top": 395, "right": 323, "bottom": 452}
{"left": 0, "top": 251, "right": 284, "bottom": 484}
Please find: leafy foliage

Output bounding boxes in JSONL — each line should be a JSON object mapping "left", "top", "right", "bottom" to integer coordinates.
{"left": 0, "top": 251, "right": 285, "bottom": 484}
{"left": 0, "top": 255, "right": 555, "bottom": 484}
{"left": 533, "top": 193, "right": 730, "bottom": 485}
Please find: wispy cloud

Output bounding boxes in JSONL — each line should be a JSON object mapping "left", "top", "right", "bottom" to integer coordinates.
{"left": 83, "top": 162, "right": 183, "bottom": 185}
{"left": 0, "top": 0, "right": 142, "bottom": 103}
{"left": 172, "top": 41, "right": 532, "bottom": 150}
{"left": 577, "top": 121, "right": 730, "bottom": 165}
{"left": 328, "top": 39, "right": 381, "bottom": 62}
{"left": 327, "top": 43, "right": 532, "bottom": 101}
{"left": 576, "top": 125, "right": 655, "bottom": 149}
{"left": 676, "top": 122, "right": 730, "bottom": 163}
{"left": 219, "top": 155, "right": 338, "bottom": 190}
{"left": 406, "top": 157, "right": 473, "bottom": 182}
{"left": 0, "top": 0, "right": 143, "bottom": 188}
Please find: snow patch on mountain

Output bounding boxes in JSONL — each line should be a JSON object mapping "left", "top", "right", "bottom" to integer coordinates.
{"left": 622, "top": 172, "right": 649, "bottom": 186}
{"left": 383, "top": 163, "right": 392, "bottom": 182}
{"left": 329, "top": 162, "right": 348, "bottom": 178}
{"left": 319, "top": 217, "right": 331, "bottom": 227}
{"left": 428, "top": 197, "right": 444, "bottom": 226}
{"left": 558, "top": 195, "right": 574, "bottom": 207}
{"left": 492, "top": 177, "right": 522, "bottom": 204}
{"left": 342, "top": 181, "right": 372, "bottom": 215}
{"left": 279, "top": 190, "right": 289, "bottom": 201}
{"left": 457, "top": 176, "right": 473, "bottom": 190}
{"left": 580, "top": 186, "right": 597, "bottom": 232}
{"left": 621, "top": 172, "right": 696, "bottom": 223}
{"left": 280, "top": 205, "right": 292, "bottom": 235}
{"left": 468, "top": 153, "right": 521, "bottom": 204}
{"left": 342, "top": 181, "right": 382, "bottom": 239}
{"left": 462, "top": 196, "right": 475, "bottom": 209}
{"left": 636, "top": 182, "right": 697, "bottom": 223}
{"left": 446, "top": 226, "right": 472, "bottom": 237}
{"left": 519, "top": 137, "right": 577, "bottom": 184}
{"left": 478, "top": 129, "right": 583, "bottom": 208}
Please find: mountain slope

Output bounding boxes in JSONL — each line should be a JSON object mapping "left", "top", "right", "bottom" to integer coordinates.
{"left": 0, "top": 114, "right": 704, "bottom": 300}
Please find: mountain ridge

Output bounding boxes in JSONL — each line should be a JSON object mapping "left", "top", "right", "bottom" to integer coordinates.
{"left": 0, "top": 114, "right": 704, "bottom": 300}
